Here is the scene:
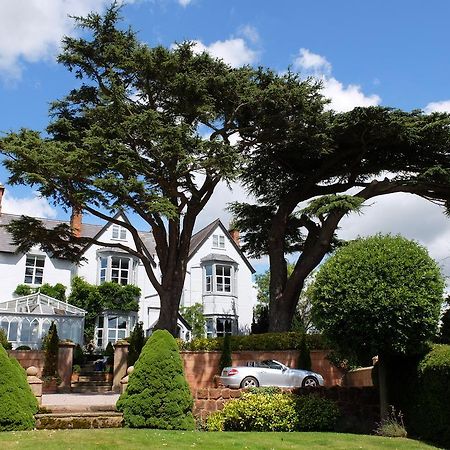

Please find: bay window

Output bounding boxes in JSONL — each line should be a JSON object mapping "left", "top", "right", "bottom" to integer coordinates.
{"left": 204, "top": 264, "right": 235, "bottom": 294}
{"left": 98, "top": 253, "right": 136, "bottom": 285}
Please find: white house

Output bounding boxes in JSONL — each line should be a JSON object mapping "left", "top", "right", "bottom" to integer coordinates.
{"left": 0, "top": 183, "right": 256, "bottom": 348}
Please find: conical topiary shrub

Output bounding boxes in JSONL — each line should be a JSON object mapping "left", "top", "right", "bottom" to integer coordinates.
{"left": 117, "top": 329, "right": 195, "bottom": 430}
{"left": 0, "top": 344, "right": 38, "bottom": 431}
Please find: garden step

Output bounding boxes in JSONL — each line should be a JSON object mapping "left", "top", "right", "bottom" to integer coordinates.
{"left": 35, "top": 412, "right": 123, "bottom": 429}
{"left": 71, "top": 381, "right": 113, "bottom": 393}
{"left": 78, "top": 374, "right": 112, "bottom": 382}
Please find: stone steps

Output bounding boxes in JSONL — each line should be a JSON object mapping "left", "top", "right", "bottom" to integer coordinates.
{"left": 35, "top": 412, "right": 123, "bottom": 429}
{"left": 71, "top": 381, "right": 113, "bottom": 393}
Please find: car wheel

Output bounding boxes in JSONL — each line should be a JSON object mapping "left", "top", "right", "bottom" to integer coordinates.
{"left": 240, "top": 376, "right": 259, "bottom": 388}
{"left": 302, "top": 376, "right": 319, "bottom": 387}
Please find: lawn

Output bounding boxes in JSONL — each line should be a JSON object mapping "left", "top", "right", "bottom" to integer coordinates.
{"left": 0, "top": 429, "right": 438, "bottom": 449}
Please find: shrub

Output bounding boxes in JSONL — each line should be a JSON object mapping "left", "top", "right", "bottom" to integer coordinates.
{"left": 409, "top": 344, "right": 450, "bottom": 447}
{"left": 296, "top": 394, "right": 339, "bottom": 431}
{"left": 179, "top": 332, "right": 327, "bottom": 352}
{"left": 298, "top": 333, "right": 311, "bottom": 370}
{"left": 219, "top": 333, "right": 232, "bottom": 373}
{"left": 207, "top": 392, "right": 299, "bottom": 431}
{"left": 0, "top": 328, "right": 12, "bottom": 350}
{"left": 42, "top": 321, "right": 59, "bottom": 379}
{"left": 440, "top": 308, "right": 450, "bottom": 344}
{"left": 73, "top": 344, "right": 85, "bottom": 366}
{"left": 15, "top": 345, "right": 31, "bottom": 351}
{"left": 117, "top": 329, "right": 194, "bottom": 430}
{"left": 0, "top": 344, "right": 38, "bottom": 431}
{"left": 104, "top": 342, "right": 115, "bottom": 365}
{"left": 128, "top": 322, "right": 145, "bottom": 366}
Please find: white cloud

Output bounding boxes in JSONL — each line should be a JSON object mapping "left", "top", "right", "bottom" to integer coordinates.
{"left": 294, "top": 48, "right": 331, "bottom": 76}
{"left": 293, "top": 48, "right": 380, "bottom": 112}
{"left": 424, "top": 100, "right": 450, "bottom": 114}
{"left": 322, "top": 77, "right": 381, "bottom": 112}
{"left": 191, "top": 38, "right": 258, "bottom": 67}
{"left": 2, "top": 191, "right": 57, "bottom": 218}
{"left": 0, "top": 0, "right": 111, "bottom": 80}
{"left": 338, "top": 193, "right": 450, "bottom": 285}
{"left": 178, "top": 0, "right": 193, "bottom": 6}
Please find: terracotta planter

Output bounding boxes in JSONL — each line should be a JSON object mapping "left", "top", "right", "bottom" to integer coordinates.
{"left": 71, "top": 373, "right": 80, "bottom": 382}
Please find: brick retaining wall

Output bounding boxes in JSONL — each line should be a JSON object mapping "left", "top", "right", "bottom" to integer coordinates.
{"left": 9, "top": 350, "right": 44, "bottom": 377}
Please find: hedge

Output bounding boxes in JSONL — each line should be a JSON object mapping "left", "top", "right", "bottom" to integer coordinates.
{"left": 408, "top": 344, "right": 450, "bottom": 448}
{"left": 0, "top": 344, "right": 38, "bottom": 431}
{"left": 178, "top": 332, "right": 327, "bottom": 352}
{"left": 117, "top": 329, "right": 195, "bottom": 430}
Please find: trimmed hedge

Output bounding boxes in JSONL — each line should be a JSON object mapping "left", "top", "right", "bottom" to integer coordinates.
{"left": 207, "top": 391, "right": 339, "bottom": 432}
{"left": 179, "top": 332, "right": 327, "bottom": 352}
{"left": 0, "top": 344, "right": 38, "bottom": 431}
{"left": 117, "top": 329, "right": 195, "bottom": 430}
{"left": 409, "top": 344, "right": 450, "bottom": 448}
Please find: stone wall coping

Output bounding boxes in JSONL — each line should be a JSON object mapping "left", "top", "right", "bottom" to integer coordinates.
{"left": 347, "top": 366, "right": 373, "bottom": 373}
{"left": 180, "top": 349, "right": 328, "bottom": 354}
{"left": 58, "top": 341, "right": 76, "bottom": 348}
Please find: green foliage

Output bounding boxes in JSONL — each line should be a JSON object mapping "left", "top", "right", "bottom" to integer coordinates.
{"left": 207, "top": 391, "right": 339, "bottom": 432}
{"left": 409, "top": 344, "right": 450, "bottom": 447}
{"left": 68, "top": 277, "right": 140, "bottom": 342}
{"left": 246, "top": 386, "right": 282, "bottom": 395}
{"left": 298, "top": 333, "right": 312, "bottom": 370}
{"left": 302, "top": 194, "right": 365, "bottom": 218}
{"left": 14, "top": 283, "right": 66, "bottom": 301}
{"left": 0, "top": 344, "right": 38, "bottom": 431}
{"left": 117, "top": 330, "right": 194, "bottom": 430}
{"left": 128, "top": 322, "right": 146, "bottom": 366}
{"left": 180, "top": 303, "right": 205, "bottom": 339}
{"left": 296, "top": 394, "right": 340, "bottom": 431}
{"left": 219, "top": 334, "right": 232, "bottom": 372}
{"left": 311, "top": 234, "right": 444, "bottom": 361}
{"left": 0, "top": 328, "right": 12, "bottom": 350}
{"left": 207, "top": 392, "right": 299, "bottom": 431}
{"left": 42, "top": 322, "right": 59, "bottom": 378}
{"left": 72, "top": 364, "right": 81, "bottom": 374}
{"left": 104, "top": 342, "right": 115, "bottom": 364}
{"left": 440, "top": 307, "right": 450, "bottom": 344}
{"left": 179, "top": 332, "right": 327, "bottom": 352}
{"left": 73, "top": 344, "right": 85, "bottom": 366}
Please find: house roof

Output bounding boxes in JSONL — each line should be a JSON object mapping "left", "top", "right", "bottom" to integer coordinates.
{"left": 200, "top": 253, "right": 238, "bottom": 265}
{"left": 190, "top": 219, "right": 255, "bottom": 274}
{"left": 0, "top": 213, "right": 254, "bottom": 273}
{"left": 0, "top": 212, "right": 156, "bottom": 257}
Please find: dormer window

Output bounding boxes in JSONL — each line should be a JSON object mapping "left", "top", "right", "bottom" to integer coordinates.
{"left": 212, "top": 234, "right": 225, "bottom": 249}
{"left": 112, "top": 224, "right": 127, "bottom": 240}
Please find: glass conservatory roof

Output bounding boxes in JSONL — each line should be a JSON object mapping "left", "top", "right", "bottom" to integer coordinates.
{"left": 0, "top": 293, "right": 86, "bottom": 316}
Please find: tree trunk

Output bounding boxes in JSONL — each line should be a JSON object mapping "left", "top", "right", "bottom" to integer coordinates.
{"left": 378, "top": 355, "right": 389, "bottom": 420}
{"left": 154, "top": 285, "right": 184, "bottom": 336}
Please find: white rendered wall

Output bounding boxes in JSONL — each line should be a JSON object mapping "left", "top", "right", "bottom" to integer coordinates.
{"left": 0, "top": 246, "right": 73, "bottom": 301}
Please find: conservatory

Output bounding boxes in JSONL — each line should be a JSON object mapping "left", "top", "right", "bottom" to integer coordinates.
{"left": 0, "top": 292, "right": 86, "bottom": 349}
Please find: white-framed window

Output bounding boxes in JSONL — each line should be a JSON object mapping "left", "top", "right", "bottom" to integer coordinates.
{"left": 212, "top": 234, "right": 225, "bottom": 249}
{"left": 24, "top": 255, "right": 45, "bottom": 285}
{"left": 95, "top": 312, "right": 136, "bottom": 348}
{"left": 205, "top": 316, "right": 236, "bottom": 338}
{"left": 112, "top": 224, "right": 127, "bottom": 240}
{"left": 204, "top": 264, "right": 234, "bottom": 294}
{"left": 98, "top": 255, "right": 134, "bottom": 285}
{"left": 0, "top": 318, "right": 18, "bottom": 342}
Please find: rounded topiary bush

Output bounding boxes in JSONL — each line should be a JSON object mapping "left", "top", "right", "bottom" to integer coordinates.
{"left": 0, "top": 344, "right": 38, "bottom": 431}
{"left": 117, "top": 329, "right": 194, "bottom": 430}
{"left": 296, "top": 394, "right": 339, "bottom": 431}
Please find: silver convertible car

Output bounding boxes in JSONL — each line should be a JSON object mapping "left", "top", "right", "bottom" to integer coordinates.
{"left": 220, "top": 359, "right": 325, "bottom": 389}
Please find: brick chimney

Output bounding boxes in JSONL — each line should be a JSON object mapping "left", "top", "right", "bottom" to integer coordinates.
{"left": 70, "top": 207, "right": 83, "bottom": 238}
{"left": 0, "top": 183, "right": 4, "bottom": 214}
{"left": 229, "top": 227, "right": 240, "bottom": 247}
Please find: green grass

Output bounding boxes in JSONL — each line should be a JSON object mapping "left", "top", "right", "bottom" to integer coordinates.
{"left": 0, "top": 429, "right": 439, "bottom": 449}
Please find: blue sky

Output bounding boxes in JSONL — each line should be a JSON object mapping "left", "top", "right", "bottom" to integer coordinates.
{"left": 1, "top": 0, "right": 450, "bottom": 278}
